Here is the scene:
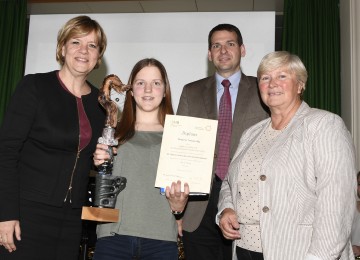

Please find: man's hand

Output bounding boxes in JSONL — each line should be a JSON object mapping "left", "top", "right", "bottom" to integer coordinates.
{"left": 0, "top": 220, "right": 21, "bottom": 252}
{"left": 218, "top": 208, "right": 240, "bottom": 240}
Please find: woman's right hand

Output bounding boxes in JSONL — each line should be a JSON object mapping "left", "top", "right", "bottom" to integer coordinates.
{"left": 353, "top": 245, "right": 360, "bottom": 257}
{"left": 218, "top": 208, "right": 240, "bottom": 240}
{"left": 93, "top": 144, "right": 117, "bottom": 166}
{"left": 0, "top": 220, "right": 21, "bottom": 252}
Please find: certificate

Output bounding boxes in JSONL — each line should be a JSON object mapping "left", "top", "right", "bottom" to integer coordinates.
{"left": 155, "top": 115, "right": 218, "bottom": 194}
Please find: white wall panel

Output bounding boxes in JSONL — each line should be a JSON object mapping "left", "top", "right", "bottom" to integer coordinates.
{"left": 26, "top": 12, "right": 275, "bottom": 111}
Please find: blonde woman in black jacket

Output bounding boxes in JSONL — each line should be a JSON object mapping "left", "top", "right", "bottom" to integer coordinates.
{"left": 0, "top": 16, "right": 106, "bottom": 260}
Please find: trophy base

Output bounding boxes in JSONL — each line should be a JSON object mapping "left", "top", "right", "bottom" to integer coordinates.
{"left": 81, "top": 206, "right": 119, "bottom": 222}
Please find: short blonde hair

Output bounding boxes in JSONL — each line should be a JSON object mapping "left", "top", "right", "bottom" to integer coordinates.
{"left": 257, "top": 51, "right": 308, "bottom": 92}
{"left": 56, "top": 15, "right": 107, "bottom": 69}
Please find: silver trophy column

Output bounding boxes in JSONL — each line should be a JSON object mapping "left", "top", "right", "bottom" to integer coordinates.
{"left": 93, "top": 74, "right": 130, "bottom": 209}
{"left": 94, "top": 126, "right": 126, "bottom": 208}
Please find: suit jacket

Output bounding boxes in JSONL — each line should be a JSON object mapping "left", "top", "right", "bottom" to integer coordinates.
{"left": 177, "top": 73, "right": 269, "bottom": 232}
{"left": 217, "top": 102, "right": 356, "bottom": 260}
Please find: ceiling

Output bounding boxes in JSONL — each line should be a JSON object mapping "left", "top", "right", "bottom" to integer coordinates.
{"left": 27, "top": 0, "right": 284, "bottom": 15}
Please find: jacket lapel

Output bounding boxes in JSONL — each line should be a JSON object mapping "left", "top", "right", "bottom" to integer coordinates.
{"left": 231, "top": 73, "right": 253, "bottom": 156}
{"left": 262, "top": 102, "right": 310, "bottom": 170}
{"left": 202, "top": 76, "right": 217, "bottom": 120}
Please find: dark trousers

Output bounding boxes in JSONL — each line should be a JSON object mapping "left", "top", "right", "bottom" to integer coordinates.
{"left": 0, "top": 199, "right": 82, "bottom": 260}
{"left": 182, "top": 176, "right": 232, "bottom": 260}
{"left": 93, "top": 234, "right": 178, "bottom": 260}
{"left": 236, "top": 247, "right": 264, "bottom": 260}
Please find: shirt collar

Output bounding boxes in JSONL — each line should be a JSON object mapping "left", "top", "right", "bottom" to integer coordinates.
{"left": 215, "top": 71, "right": 241, "bottom": 92}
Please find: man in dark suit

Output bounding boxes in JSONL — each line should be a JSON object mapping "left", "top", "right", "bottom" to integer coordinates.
{"left": 176, "top": 24, "right": 269, "bottom": 260}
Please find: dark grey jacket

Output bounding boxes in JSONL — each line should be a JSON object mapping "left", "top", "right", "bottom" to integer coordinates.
{"left": 177, "top": 73, "right": 269, "bottom": 232}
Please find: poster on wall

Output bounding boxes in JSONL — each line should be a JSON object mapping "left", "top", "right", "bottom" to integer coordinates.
{"left": 26, "top": 12, "right": 275, "bottom": 111}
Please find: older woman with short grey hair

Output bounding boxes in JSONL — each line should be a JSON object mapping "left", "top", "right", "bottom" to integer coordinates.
{"left": 217, "top": 51, "right": 356, "bottom": 260}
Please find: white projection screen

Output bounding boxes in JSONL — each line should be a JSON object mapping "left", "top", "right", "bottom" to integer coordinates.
{"left": 26, "top": 12, "right": 275, "bottom": 111}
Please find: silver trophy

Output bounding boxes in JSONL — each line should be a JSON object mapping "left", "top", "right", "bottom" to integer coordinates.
{"left": 94, "top": 126, "right": 126, "bottom": 208}
{"left": 94, "top": 75, "right": 130, "bottom": 208}
{"left": 82, "top": 75, "right": 130, "bottom": 222}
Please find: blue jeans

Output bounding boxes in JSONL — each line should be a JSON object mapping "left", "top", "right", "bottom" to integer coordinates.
{"left": 93, "top": 234, "right": 178, "bottom": 260}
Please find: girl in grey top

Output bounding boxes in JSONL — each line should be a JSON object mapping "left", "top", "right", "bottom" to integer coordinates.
{"left": 92, "top": 58, "right": 189, "bottom": 260}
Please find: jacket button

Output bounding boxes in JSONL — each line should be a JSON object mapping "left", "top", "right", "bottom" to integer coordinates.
{"left": 260, "top": 175, "right": 266, "bottom": 181}
{"left": 262, "top": 206, "right": 269, "bottom": 213}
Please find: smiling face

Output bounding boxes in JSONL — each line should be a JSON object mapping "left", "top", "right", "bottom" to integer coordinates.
{"left": 131, "top": 65, "right": 165, "bottom": 115}
{"left": 208, "top": 30, "right": 245, "bottom": 78}
{"left": 61, "top": 31, "right": 100, "bottom": 76}
{"left": 258, "top": 66, "right": 303, "bottom": 112}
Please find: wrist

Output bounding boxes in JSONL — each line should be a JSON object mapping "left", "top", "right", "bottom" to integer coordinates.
{"left": 171, "top": 209, "right": 184, "bottom": 220}
{"left": 171, "top": 209, "right": 183, "bottom": 215}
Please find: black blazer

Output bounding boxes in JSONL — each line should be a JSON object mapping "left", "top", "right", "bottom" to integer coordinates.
{"left": 0, "top": 71, "right": 105, "bottom": 221}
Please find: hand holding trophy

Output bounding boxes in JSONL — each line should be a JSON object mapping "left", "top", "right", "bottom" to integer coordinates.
{"left": 82, "top": 74, "right": 130, "bottom": 222}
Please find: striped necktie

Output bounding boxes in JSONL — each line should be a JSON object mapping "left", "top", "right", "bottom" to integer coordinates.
{"left": 215, "top": 79, "right": 232, "bottom": 180}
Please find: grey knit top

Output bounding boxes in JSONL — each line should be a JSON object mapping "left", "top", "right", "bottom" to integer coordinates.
{"left": 96, "top": 131, "right": 178, "bottom": 242}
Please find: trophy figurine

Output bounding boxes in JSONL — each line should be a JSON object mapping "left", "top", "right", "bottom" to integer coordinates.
{"left": 82, "top": 74, "right": 131, "bottom": 222}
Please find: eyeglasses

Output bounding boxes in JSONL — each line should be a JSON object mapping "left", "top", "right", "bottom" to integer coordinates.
{"left": 133, "top": 79, "right": 164, "bottom": 89}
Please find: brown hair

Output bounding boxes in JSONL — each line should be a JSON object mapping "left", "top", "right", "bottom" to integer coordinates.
{"left": 56, "top": 15, "right": 107, "bottom": 69}
{"left": 208, "top": 23, "right": 243, "bottom": 50}
{"left": 115, "top": 58, "right": 174, "bottom": 144}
